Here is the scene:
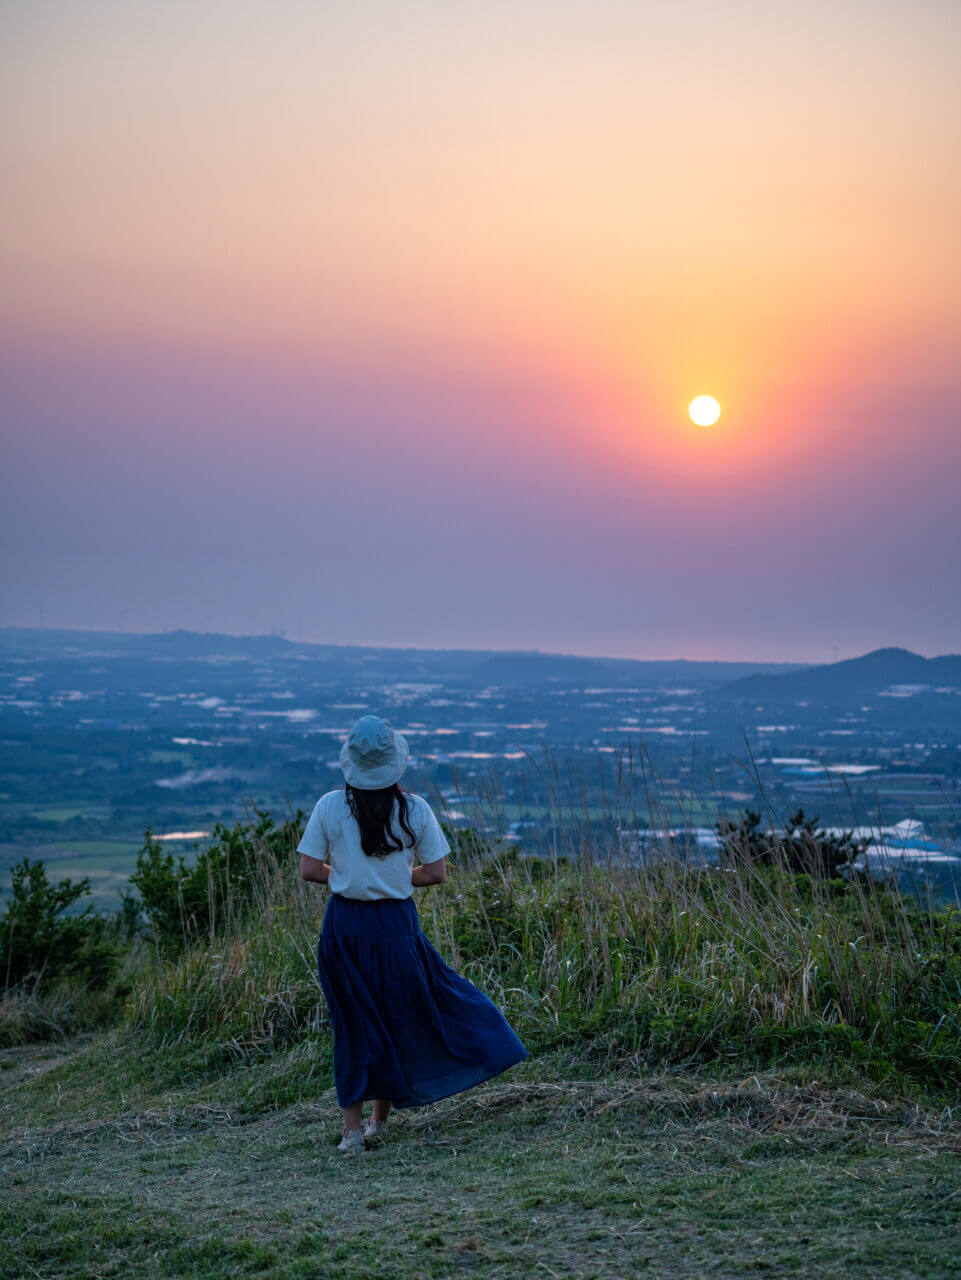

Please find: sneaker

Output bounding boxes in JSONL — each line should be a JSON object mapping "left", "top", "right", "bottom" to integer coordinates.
{"left": 337, "top": 1127, "right": 367, "bottom": 1155}
{"left": 364, "top": 1119, "right": 389, "bottom": 1143}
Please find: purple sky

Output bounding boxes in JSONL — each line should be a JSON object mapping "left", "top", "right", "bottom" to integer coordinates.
{"left": 3, "top": 338, "right": 959, "bottom": 662}
{"left": 2, "top": 2, "right": 960, "bottom": 661}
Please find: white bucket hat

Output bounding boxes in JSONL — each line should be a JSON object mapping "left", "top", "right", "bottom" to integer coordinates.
{"left": 339, "top": 715, "right": 410, "bottom": 789}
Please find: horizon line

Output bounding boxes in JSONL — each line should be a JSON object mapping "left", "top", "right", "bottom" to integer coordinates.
{"left": 2, "top": 624, "right": 956, "bottom": 667}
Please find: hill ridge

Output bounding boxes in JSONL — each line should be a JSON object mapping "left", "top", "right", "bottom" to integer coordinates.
{"left": 726, "top": 646, "right": 961, "bottom": 701}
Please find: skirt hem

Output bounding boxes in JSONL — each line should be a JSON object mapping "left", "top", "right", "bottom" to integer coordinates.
{"left": 345, "top": 1049, "right": 529, "bottom": 1111}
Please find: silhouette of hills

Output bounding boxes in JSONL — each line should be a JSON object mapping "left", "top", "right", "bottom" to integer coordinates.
{"left": 469, "top": 651, "right": 798, "bottom": 687}
{"left": 725, "top": 647, "right": 961, "bottom": 701}
{"left": 0, "top": 628, "right": 799, "bottom": 686}
{"left": 4, "top": 630, "right": 955, "bottom": 701}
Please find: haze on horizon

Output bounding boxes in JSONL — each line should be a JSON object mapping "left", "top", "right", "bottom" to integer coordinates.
{"left": 1, "top": 1, "right": 960, "bottom": 664}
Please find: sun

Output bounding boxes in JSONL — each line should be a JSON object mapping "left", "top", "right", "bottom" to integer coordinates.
{"left": 688, "top": 395, "right": 721, "bottom": 426}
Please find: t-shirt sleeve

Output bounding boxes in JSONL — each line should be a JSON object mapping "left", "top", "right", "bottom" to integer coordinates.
{"left": 415, "top": 798, "right": 451, "bottom": 864}
{"left": 297, "top": 798, "right": 330, "bottom": 861}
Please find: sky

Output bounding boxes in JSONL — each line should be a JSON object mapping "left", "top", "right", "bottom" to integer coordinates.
{"left": 1, "top": 0, "right": 960, "bottom": 662}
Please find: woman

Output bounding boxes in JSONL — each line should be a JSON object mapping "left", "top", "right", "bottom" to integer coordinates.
{"left": 298, "top": 714, "right": 528, "bottom": 1154}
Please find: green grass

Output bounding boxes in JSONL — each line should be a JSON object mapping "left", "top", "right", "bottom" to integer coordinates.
{"left": 148, "top": 749, "right": 195, "bottom": 765}
{"left": 2, "top": 1036, "right": 960, "bottom": 1280}
{"left": 30, "top": 806, "right": 109, "bottom": 824}
{"left": 34, "top": 839, "right": 142, "bottom": 859}
{"left": 4, "top": 814, "right": 961, "bottom": 1276}
{"left": 453, "top": 797, "right": 732, "bottom": 826}
{"left": 118, "top": 834, "right": 961, "bottom": 1095}
{"left": 10, "top": 845, "right": 140, "bottom": 909}
{"left": 0, "top": 839, "right": 201, "bottom": 909}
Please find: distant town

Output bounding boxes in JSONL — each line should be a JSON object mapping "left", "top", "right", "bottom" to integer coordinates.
{"left": 1, "top": 628, "right": 959, "bottom": 905}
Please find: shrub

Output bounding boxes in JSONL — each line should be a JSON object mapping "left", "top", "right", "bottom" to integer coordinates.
{"left": 716, "top": 809, "right": 865, "bottom": 877}
{"left": 130, "top": 810, "right": 305, "bottom": 952}
{"left": 0, "top": 859, "right": 121, "bottom": 992}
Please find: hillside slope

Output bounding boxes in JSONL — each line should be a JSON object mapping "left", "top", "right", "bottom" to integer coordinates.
{"left": 2, "top": 1036, "right": 960, "bottom": 1280}
{"left": 725, "top": 646, "right": 961, "bottom": 701}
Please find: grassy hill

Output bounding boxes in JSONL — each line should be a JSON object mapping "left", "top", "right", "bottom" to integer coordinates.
{"left": 3, "top": 817, "right": 961, "bottom": 1277}
{"left": 4, "top": 1034, "right": 961, "bottom": 1280}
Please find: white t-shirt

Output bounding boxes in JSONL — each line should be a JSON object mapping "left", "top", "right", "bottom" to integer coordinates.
{"left": 297, "top": 789, "right": 450, "bottom": 901}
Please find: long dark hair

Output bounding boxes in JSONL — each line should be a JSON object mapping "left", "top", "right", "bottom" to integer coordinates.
{"left": 344, "top": 782, "right": 416, "bottom": 858}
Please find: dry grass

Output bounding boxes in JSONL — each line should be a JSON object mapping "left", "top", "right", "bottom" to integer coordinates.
{"left": 9, "top": 1074, "right": 960, "bottom": 1160}
{"left": 3, "top": 1039, "right": 960, "bottom": 1280}
{"left": 409, "top": 1076, "right": 961, "bottom": 1153}
{"left": 121, "top": 817, "right": 961, "bottom": 1091}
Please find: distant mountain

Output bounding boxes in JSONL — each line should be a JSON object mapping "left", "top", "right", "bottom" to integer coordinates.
{"left": 461, "top": 651, "right": 802, "bottom": 688}
{"left": 0, "top": 627, "right": 300, "bottom": 660}
{"left": 0, "top": 627, "right": 802, "bottom": 687}
{"left": 0, "top": 627, "right": 138, "bottom": 654}
{"left": 724, "top": 647, "right": 961, "bottom": 701}
{"left": 121, "top": 629, "right": 298, "bottom": 658}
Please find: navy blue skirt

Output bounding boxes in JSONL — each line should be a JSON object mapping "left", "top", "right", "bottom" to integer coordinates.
{"left": 316, "top": 892, "right": 528, "bottom": 1109}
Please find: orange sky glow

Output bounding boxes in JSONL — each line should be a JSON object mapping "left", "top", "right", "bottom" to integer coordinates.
{"left": 1, "top": 1, "right": 960, "bottom": 657}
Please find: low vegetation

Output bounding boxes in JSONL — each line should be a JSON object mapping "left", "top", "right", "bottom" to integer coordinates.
{"left": 4, "top": 1042, "right": 960, "bottom": 1280}
{"left": 115, "top": 818, "right": 960, "bottom": 1094}
{"left": 4, "top": 806, "right": 960, "bottom": 1277}
{"left": 0, "top": 859, "right": 136, "bottom": 1047}
{"left": 130, "top": 811, "right": 306, "bottom": 953}
{"left": 3, "top": 806, "right": 960, "bottom": 1090}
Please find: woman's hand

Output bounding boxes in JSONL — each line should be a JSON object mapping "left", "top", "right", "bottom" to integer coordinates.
{"left": 299, "top": 854, "right": 332, "bottom": 884}
{"left": 411, "top": 857, "right": 447, "bottom": 888}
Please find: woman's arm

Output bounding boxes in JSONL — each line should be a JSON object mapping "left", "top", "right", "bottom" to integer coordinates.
{"left": 299, "top": 854, "right": 331, "bottom": 884}
{"left": 411, "top": 856, "right": 447, "bottom": 888}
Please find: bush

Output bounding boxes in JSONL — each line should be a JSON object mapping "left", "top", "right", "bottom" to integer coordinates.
{"left": 0, "top": 859, "right": 121, "bottom": 992}
{"left": 125, "top": 818, "right": 327, "bottom": 1051}
{"left": 130, "top": 810, "right": 305, "bottom": 953}
{"left": 716, "top": 809, "right": 865, "bottom": 877}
